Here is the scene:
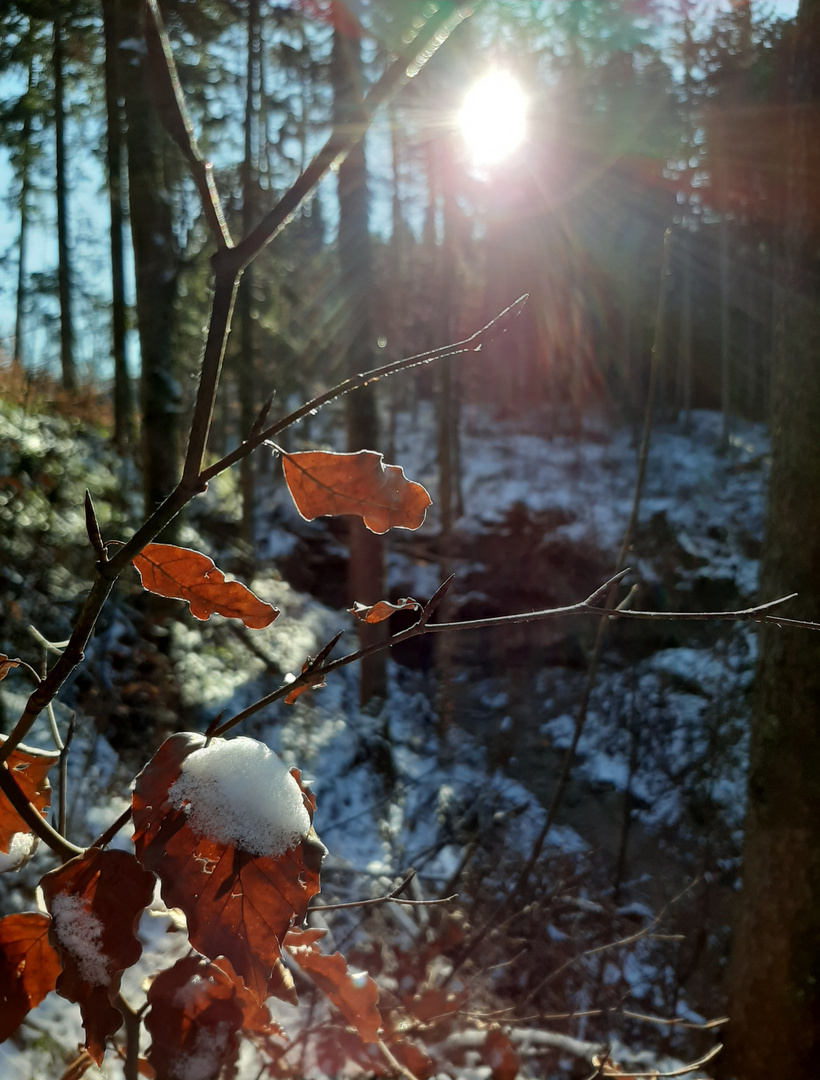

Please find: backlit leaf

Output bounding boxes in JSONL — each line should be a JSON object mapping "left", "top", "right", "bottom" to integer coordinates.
{"left": 132, "top": 733, "right": 326, "bottom": 1003}
{"left": 132, "top": 543, "right": 279, "bottom": 628}
{"left": 40, "top": 848, "right": 156, "bottom": 1064}
{"left": 284, "top": 926, "right": 382, "bottom": 1043}
{"left": 0, "top": 736, "right": 59, "bottom": 858}
{"left": 282, "top": 449, "right": 431, "bottom": 534}
{"left": 145, "top": 955, "right": 284, "bottom": 1080}
{"left": 0, "top": 912, "right": 61, "bottom": 1041}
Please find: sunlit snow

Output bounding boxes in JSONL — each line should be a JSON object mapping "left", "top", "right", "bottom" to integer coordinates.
{"left": 168, "top": 736, "right": 310, "bottom": 857}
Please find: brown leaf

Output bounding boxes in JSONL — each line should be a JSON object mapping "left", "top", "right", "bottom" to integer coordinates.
{"left": 40, "top": 849, "right": 156, "bottom": 1064}
{"left": 284, "top": 926, "right": 382, "bottom": 1043}
{"left": 0, "top": 736, "right": 59, "bottom": 859}
{"left": 132, "top": 543, "right": 279, "bottom": 628}
{"left": 0, "top": 655, "right": 20, "bottom": 681}
{"left": 349, "top": 598, "right": 421, "bottom": 624}
{"left": 145, "top": 955, "right": 284, "bottom": 1080}
{"left": 132, "top": 733, "right": 326, "bottom": 1003}
{"left": 484, "top": 1028, "right": 519, "bottom": 1080}
{"left": 0, "top": 912, "right": 62, "bottom": 1041}
{"left": 282, "top": 449, "right": 431, "bottom": 534}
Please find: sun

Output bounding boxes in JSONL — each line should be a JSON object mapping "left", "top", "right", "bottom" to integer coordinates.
{"left": 458, "top": 70, "right": 528, "bottom": 167}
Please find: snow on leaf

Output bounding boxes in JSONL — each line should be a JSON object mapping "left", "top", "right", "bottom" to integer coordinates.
{"left": 0, "top": 736, "right": 59, "bottom": 857}
{"left": 0, "top": 655, "right": 20, "bottom": 681}
{"left": 349, "top": 597, "right": 421, "bottom": 623}
{"left": 40, "top": 848, "right": 156, "bottom": 1064}
{"left": 132, "top": 543, "right": 279, "bottom": 628}
{"left": 132, "top": 733, "right": 326, "bottom": 1004}
{"left": 145, "top": 955, "right": 284, "bottom": 1080}
{"left": 0, "top": 912, "right": 62, "bottom": 1042}
{"left": 281, "top": 449, "right": 432, "bottom": 534}
{"left": 284, "top": 926, "right": 382, "bottom": 1043}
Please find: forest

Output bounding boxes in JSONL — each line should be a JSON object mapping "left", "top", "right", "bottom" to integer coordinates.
{"left": 1, "top": 1, "right": 819, "bottom": 1079}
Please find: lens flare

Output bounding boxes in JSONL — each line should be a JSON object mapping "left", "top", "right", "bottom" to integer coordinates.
{"left": 458, "top": 70, "right": 527, "bottom": 167}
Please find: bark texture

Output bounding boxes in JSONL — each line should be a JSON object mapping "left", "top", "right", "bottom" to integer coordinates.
{"left": 725, "top": 2, "right": 820, "bottom": 1077}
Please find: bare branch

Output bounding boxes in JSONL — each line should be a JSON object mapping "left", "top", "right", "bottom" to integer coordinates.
{"left": 144, "top": 0, "right": 232, "bottom": 249}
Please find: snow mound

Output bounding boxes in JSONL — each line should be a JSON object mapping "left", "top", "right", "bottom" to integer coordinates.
{"left": 169, "top": 736, "right": 311, "bottom": 857}
{"left": 50, "top": 893, "right": 111, "bottom": 986}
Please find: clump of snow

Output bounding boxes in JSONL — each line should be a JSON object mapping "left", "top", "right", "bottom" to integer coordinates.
{"left": 0, "top": 832, "right": 37, "bottom": 872}
{"left": 168, "top": 736, "right": 310, "bottom": 857}
{"left": 50, "top": 893, "right": 111, "bottom": 986}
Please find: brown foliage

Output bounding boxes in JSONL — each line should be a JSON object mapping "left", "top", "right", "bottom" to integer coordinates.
{"left": 0, "top": 912, "right": 62, "bottom": 1041}
{"left": 40, "top": 848, "right": 156, "bottom": 1064}
{"left": 284, "top": 926, "right": 382, "bottom": 1043}
{"left": 282, "top": 449, "right": 431, "bottom": 533}
{"left": 132, "top": 543, "right": 279, "bottom": 628}
{"left": 132, "top": 733, "right": 325, "bottom": 1003}
{"left": 0, "top": 736, "right": 59, "bottom": 856}
{"left": 349, "top": 597, "right": 421, "bottom": 623}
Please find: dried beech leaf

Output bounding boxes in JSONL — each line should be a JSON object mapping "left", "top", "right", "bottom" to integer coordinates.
{"left": 132, "top": 543, "right": 279, "bottom": 628}
{"left": 40, "top": 849, "right": 156, "bottom": 1064}
{"left": 145, "top": 955, "right": 284, "bottom": 1080}
{"left": 0, "top": 655, "right": 20, "bottom": 681}
{"left": 282, "top": 449, "right": 431, "bottom": 534}
{"left": 285, "top": 926, "right": 382, "bottom": 1043}
{"left": 132, "top": 733, "right": 325, "bottom": 1004}
{"left": 0, "top": 736, "right": 59, "bottom": 856}
{"left": 484, "top": 1028, "right": 519, "bottom": 1080}
{"left": 349, "top": 598, "right": 421, "bottom": 624}
{"left": 0, "top": 912, "right": 62, "bottom": 1041}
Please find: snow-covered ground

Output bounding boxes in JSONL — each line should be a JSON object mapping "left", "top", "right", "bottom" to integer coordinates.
{"left": 1, "top": 402, "right": 769, "bottom": 1078}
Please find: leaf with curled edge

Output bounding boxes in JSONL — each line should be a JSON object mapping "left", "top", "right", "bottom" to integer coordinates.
{"left": 284, "top": 926, "right": 382, "bottom": 1043}
{"left": 40, "top": 849, "right": 156, "bottom": 1065}
{"left": 0, "top": 736, "right": 59, "bottom": 858}
{"left": 132, "top": 733, "right": 326, "bottom": 1004}
{"left": 132, "top": 543, "right": 278, "bottom": 628}
{"left": 281, "top": 449, "right": 431, "bottom": 534}
{"left": 349, "top": 597, "right": 421, "bottom": 624}
{"left": 0, "top": 912, "right": 62, "bottom": 1042}
{"left": 145, "top": 955, "right": 285, "bottom": 1080}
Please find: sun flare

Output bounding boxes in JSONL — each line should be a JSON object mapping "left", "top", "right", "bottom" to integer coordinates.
{"left": 458, "top": 70, "right": 528, "bottom": 167}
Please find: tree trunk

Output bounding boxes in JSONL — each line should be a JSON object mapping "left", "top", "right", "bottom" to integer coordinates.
{"left": 119, "top": 0, "right": 181, "bottom": 516}
{"left": 102, "top": 0, "right": 133, "bottom": 452}
{"left": 53, "top": 1, "right": 76, "bottom": 392}
{"left": 238, "top": 0, "right": 260, "bottom": 544}
{"left": 332, "top": 2, "right": 386, "bottom": 708}
{"left": 725, "top": 3, "right": 820, "bottom": 1077}
{"left": 14, "top": 53, "right": 34, "bottom": 370}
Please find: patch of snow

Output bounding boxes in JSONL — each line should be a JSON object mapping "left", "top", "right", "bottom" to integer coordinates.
{"left": 50, "top": 893, "right": 111, "bottom": 986}
{"left": 168, "top": 736, "right": 311, "bottom": 857}
{"left": 0, "top": 832, "right": 37, "bottom": 872}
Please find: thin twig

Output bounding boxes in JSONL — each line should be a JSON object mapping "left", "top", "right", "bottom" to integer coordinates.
{"left": 210, "top": 582, "right": 810, "bottom": 738}
{"left": 311, "top": 870, "right": 458, "bottom": 913}
{"left": 92, "top": 806, "right": 133, "bottom": 850}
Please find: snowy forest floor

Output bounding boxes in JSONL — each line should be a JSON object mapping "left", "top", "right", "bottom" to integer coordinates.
{"left": 0, "top": 397, "right": 770, "bottom": 1079}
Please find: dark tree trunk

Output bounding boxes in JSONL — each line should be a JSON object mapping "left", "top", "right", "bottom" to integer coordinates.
{"left": 53, "top": 1, "right": 76, "bottom": 392}
{"left": 331, "top": 1, "right": 386, "bottom": 708}
{"left": 102, "top": 0, "right": 133, "bottom": 452}
{"left": 14, "top": 54, "right": 34, "bottom": 370}
{"left": 119, "top": 0, "right": 181, "bottom": 516}
{"left": 725, "top": 3, "right": 820, "bottom": 1077}
{"left": 238, "top": 0, "right": 260, "bottom": 544}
